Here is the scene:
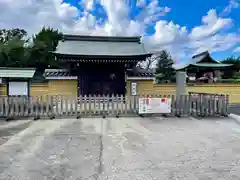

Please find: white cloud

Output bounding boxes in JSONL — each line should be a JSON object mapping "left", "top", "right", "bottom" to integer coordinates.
{"left": 234, "top": 46, "right": 240, "bottom": 52}
{"left": 190, "top": 9, "right": 232, "bottom": 40}
{"left": 152, "top": 21, "right": 188, "bottom": 45}
{"left": 81, "top": 0, "right": 95, "bottom": 11}
{"left": 223, "top": 0, "right": 239, "bottom": 14}
{"left": 147, "top": 9, "right": 239, "bottom": 61}
{"left": 136, "top": 0, "right": 171, "bottom": 24}
{"left": 0, "top": 0, "right": 239, "bottom": 61}
{"left": 0, "top": 0, "right": 79, "bottom": 34}
{"left": 136, "top": 0, "right": 146, "bottom": 7}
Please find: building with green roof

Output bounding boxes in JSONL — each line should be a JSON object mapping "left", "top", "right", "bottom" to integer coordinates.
{"left": 173, "top": 51, "right": 232, "bottom": 82}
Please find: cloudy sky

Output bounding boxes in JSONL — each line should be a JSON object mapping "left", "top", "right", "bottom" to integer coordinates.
{"left": 0, "top": 0, "right": 239, "bottom": 62}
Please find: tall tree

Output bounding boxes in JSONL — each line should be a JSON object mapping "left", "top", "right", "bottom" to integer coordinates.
{"left": 138, "top": 55, "right": 158, "bottom": 70}
{"left": 155, "top": 50, "right": 176, "bottom": 83}
{"left": 0, "top": 28, "right": 29, "bottom": 67}
{"left": 0, "top": 39, "right": 29, "bottom": 67}
{"left": 29, "top": 27, "right": 63, "bottom": 71}
{"left": 0, "top": 28, "right": 28, "bottom": 43}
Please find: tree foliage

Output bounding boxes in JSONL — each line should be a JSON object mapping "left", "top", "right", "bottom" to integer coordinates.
{"left": 29, "top": 27, "right": 63, "bottom": 71}
{"left": 221, "top": 56, "right": 240, "bottom": 79}
{"left": 0, "top": 28, "right": 28, "bottom": 43}
{"left": 0, "top": 28, "right": 29, "bottom": 67}
{"left": 155, "top": 50, "right": 176, "bottom": 83}
{"left": 0, "top": 27, "right": 63, "bottom": 71}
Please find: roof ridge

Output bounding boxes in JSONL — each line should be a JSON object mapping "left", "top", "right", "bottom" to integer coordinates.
{"left": 44, "top": 69, "right": 69, "bottom": 72}
{"left": 192, "top": 51, "right": 209, "bottom": 59}
{"left": 63, "top": 34, "right": 141, "bottom": 43}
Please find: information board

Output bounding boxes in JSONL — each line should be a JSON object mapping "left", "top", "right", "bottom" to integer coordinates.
{"left": 131, "top": 82, "right": 137, "bottom": 96}
{"left": 138, "top": 97, "right": 171, "bottom": 114}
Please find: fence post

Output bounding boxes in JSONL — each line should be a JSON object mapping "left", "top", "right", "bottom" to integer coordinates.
{"left": 225, "top": 94, "right": 229, "bottom": 116}
{"left": 102, "top": 95, "right": 106, "bottom": 118}
{"left": 125, "top": 96, "right": 128, "bottom": 115}
{"left": 171, "top": 94, "right": 175, "bottom": 116}
{"left": 188, "top": 93, "right": 192, "bottom": 116}
{"left": 175, "top": 95, "right": 180, "bottom": 117}
{"left": 88, "top": 95, "right": 91, "bottom": 115}
{"left": 83, "top": 95, "right": 86, "bottom": 117}
{"left": 54, "top": 96, "right": 59, "bottom": 117}
{"left": 45, "top": 95, "right": 49, "bottom": 118}
{"left": 133, "top": 95, "right": 137, "bottom": 111}
{"left": 77, "top": 95, "right": 81, "bottom": 118}
{"left": 0, "top": 97, "right": 3, "bottom": 117}
{"left": 200, "top": 94, "right": 205, "bottom": 117}
{"left": 50, "top": 96, "right": 55, "bottom": 119}
{"left": 19, "top": 96, "right": 25, "bottom": 117}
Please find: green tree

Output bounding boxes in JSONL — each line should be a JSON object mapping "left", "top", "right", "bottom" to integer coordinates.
{"left": 221, "top": 56, "right": 240, "bottom": 79}
{"left": 29, "top": 27, "right": 63, "bottom": 71}
{"left": 0, "top": 28, "right": 28, "bottom": 43}
{"left": 155, "top": 50, "right": 176, "bottom": 83}
{"left": 0, "top": 28, "right": 29, "bottom": 67}
{"left": 0, "top": 39, "right": 29, "bottom": 67}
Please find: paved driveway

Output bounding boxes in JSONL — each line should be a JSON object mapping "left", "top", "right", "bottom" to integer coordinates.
{"left": 0, "top": 120, "right": 32, "bottom": 146}
{"left": 0, "top": 117, "right": 240, "bottom": 179}
{"left": 230, "top": 104, "right": 240, "bottom": 115}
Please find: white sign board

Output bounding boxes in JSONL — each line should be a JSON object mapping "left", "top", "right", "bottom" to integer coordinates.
{"left": 138, "top": 97, "right": 171, "bottom": 114}
{"left": 131, "top": 82, "right": 137, "bottom": 96}
{"left": 9, "top": 81, "right": 28, "bottom": 96}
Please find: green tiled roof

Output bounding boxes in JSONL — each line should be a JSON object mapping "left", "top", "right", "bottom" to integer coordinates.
{"left": 54, "top": 35, "right": 149, "bottom": 56}
{"left": 191, "top": 63, "right": 232, "bottom": 67}
{"left": 173, "top": 51, "right": 230, "bottom": 70}
{"left": 0, "top": 67, "right": 36, "bottom": 78}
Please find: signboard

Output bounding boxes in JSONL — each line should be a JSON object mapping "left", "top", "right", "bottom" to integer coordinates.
{"left": 131, "top": 82, "right": 137, "bottom": 96}
{"left": 139, "top": 97, "right": 171, "bottom": 114}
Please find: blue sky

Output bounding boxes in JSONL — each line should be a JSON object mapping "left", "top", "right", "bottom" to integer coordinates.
{"left": 62, "top": 0, "right": 240, "bottom": 61}
{"left": 0, "top": 0, "right": 239, "bottom": 62}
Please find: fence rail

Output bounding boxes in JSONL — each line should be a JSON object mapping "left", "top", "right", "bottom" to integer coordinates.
{"left": 0, "top": 93, "right": 229, "bottom": 119}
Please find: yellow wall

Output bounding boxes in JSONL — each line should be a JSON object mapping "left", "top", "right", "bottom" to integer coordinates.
{"left": 127, "top": 80, "right": 240, "bottom": 104}
{"left": 30, "top": 83, "right": 49, "bottom": 97}
{"left": 126, "top": 80, "right": 176, "bottom": 96}
{"left": 0, "top": 80, "right": 78, "bottom": 97}
{"left": 1, "top": 79, "right": 240, "bottom": 104}
{"left": 30, "top": 80, "right": 78, "bottom": 97}
{"left": 0, "top": 85, "right": 7, "bottom": 96}
{"left": 47, "top": 80, "right": 78, "bottom": 96}
{"left": 187, "top": 84, "right": 240, "bottom": 104}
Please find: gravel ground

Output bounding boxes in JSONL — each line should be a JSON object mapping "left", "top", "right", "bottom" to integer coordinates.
{"left": 0, "top": 117, "right": 240, "bottom": 180}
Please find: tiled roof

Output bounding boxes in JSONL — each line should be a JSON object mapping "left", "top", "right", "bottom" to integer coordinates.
{"left": 172, "top": 51, "right": 222, "bottom": 70}
{"left": 44, "top": 68, "right": 154, "bottom": 79}
{"left": 63, "top": 34, "right": 141, "bottom": 43}
{"left": 126, "top": 67, "right": 154, "bottom": 77}
{"left": 54, "top": 34, "right": 149, "bottom": 57}
{"left": 0, "top": 67, "right": 36, "bottom": 78}
{"left": 43, "top": 69, "right": 75, "bottom": 79}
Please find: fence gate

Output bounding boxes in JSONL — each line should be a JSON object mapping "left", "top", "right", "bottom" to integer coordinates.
{"left": 0, "top": 93, "right": 229, "bottom": 119}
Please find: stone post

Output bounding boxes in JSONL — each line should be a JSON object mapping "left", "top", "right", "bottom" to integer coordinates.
{"left": 176, "top": 71, "right": 187, "bottom": 97}
{"left": 214, "top": 70, "right": 221, "bottom": 82}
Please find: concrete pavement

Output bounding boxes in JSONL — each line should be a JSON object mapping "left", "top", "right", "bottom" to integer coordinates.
{"left": 229, "top": 104, "right": 240, "bottom": 115}
{"left": 0, "top": 117, "right": 240, "bottom": 179}
{"left": 0, "top": 120, "right": 32, "bottom": 146}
